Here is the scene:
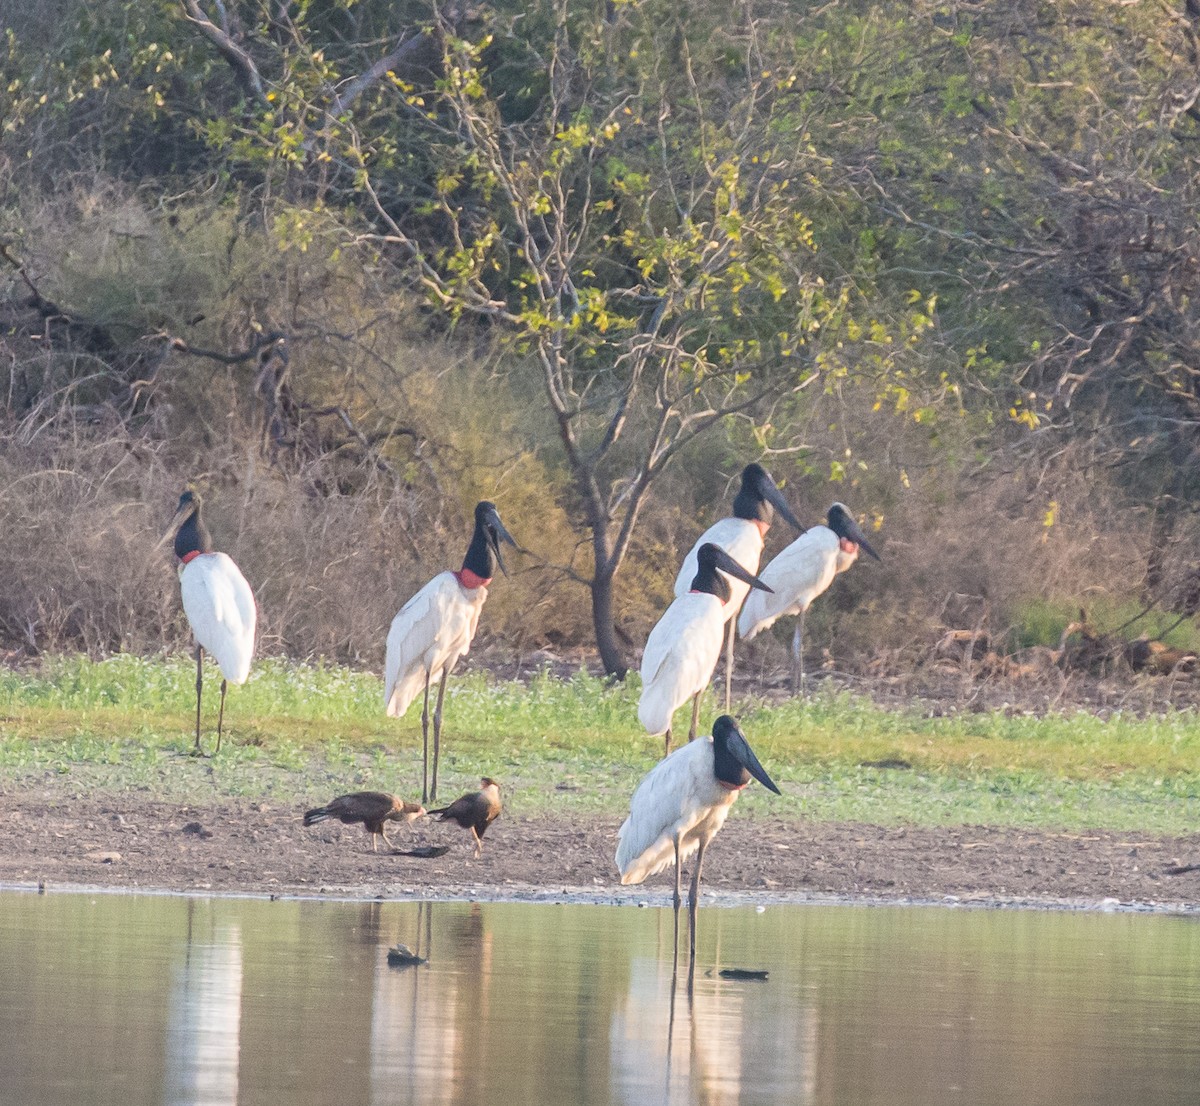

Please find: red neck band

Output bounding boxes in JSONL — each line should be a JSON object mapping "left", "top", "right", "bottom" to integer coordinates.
{"left": 752, "top": 518, "right": 770, "bottom": 538}
{"left": 838, "top": 538, "right": 859, "bottom": 555}
{"left": 717, "top": 779, "right": 748, "bottom": 792}
{"left": 689, "top": 589, "right": 729, "bottom": 606}
{"left": 455, "top": 567, "right": 492, "bottom": 590}
{"left": 179, "top": 550, "right": 204, "bottom": 565}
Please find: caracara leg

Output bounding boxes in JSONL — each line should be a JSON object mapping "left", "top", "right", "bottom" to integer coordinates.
{"left": 431, "top": 665, "right": 451, "bottom": 803}
{"left": 663, "top": 726, "right": 673, "bottom": 759}
{"left": 380, "top": 824, "right": 396, "bottom": 851}
{"left": 723, "top": 618, "right": 735, "bottom": 711}
{"left": 193, "top": 644, "right": 204, "bottom": 755}
{"left": 371, "top": 830, "right": 379, "bottom": 853}
{"left": 791, "top": 609, "right": 806, "bottom": 695}
{"left": 688, "top": 836, "right": 707, "bottom": 962}
{"left": 671, "top": 835, "right": 684, "bottom": 975}
{"left": 420, "top": 671, "right": 432, "bottom": 804}
{"left": 687, "top": 692, "right": 701, "bottom": 742}
{"left": 471, "top": 828, "right": 482, "bottom": 859}
{"left": 214, "top": 678, "right": 228, "bottom": 754}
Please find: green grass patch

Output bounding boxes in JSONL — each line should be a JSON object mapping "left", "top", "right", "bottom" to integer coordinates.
{"left": 1, "top": 654, "right": 1199, "bottom": 833}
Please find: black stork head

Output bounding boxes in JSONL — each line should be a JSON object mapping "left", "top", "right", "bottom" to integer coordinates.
{"left": 161, "top": 487, "right": 212, "bottom": 559}
{"left": 711, "top": 715, "right": 782, "bottom": 794}
{"left": 731, "top": 463, "right": 804, "bottom": 532}
{"left": 462, "top": 501, "right": 518, "bottom": 579}
{"left": 690, "top": 542, "right": 774, "bottom": 604}
{"left": 828, "top": 502, "right": 880, "bottom": 562}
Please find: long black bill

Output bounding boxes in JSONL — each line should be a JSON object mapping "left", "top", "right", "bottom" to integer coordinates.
{"left": 484, "top": 506, "right": 518, "bottom": 577}
{"left": 709, "top": 545, "right": 774, "bottom": 593}
{"left": 759, "top": 473, "right": 805, "bottom": 532}
{"left": 845, "top": 516, "right": 881, "bottom": 562}
{"left": 153, "top": 495, "right": 194, "bottom": 553}
{"left": 725, "top": 719, "right": 782, "bottom": 795}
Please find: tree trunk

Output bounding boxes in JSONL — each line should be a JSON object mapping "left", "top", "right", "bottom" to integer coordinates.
{"left": 591, "top": 563, "right": 627, "bottom": 678}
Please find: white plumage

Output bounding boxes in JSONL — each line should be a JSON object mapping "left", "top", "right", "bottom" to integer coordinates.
{"left": 737, "top": 526, "right": 852, "bottom": 641}
{"left": 383, "top": 499, "right": 517, "bottom": 803}
{"left": 638, "top": 592, "right": 729, "bottom": 737}
{"left": 737, "top": 502, "right": 879, "bottom": 692}
{"left": 179, "top": 553, "right": 257, "bottom": 685}
{"left": 673, "top": 517, "right": 766, "bottom": 622}
{"left": 616, "top": 736, "right": 738, "bottom": 885}
{"left": 616, "top": 714, "right": 781, "bottom": 973}
{"left": 384, "top": 572, "right": 487, "bottom": 718}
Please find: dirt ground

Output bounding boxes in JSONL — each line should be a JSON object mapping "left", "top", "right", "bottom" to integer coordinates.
{"left": 2, "top": 783, "right": 1200, "bottom": 912}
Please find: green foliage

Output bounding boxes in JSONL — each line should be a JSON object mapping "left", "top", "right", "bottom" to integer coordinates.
{"left": 3, "top": 655, "right": 1200, "bottom": 831}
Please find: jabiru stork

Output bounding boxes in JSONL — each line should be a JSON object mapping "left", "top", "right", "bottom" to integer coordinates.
{"left": 303, "top": 791, "right": 426, "bottom": 852}
{"left": 427, "top": 777, "right": 502, "bottom": 858}
{"left": 673, "top": 464, "right": 805, "bottom": 709}
{"left": 384, "top": 501, "right": 516, "bottom": 803}
{"left": 738, "top": 502, "right": 880, "bottom": 692}
{"left": 162, "top": 489, "right": 257, "bottom": 755}
{"left": 640, "top": 543, "right": 772, "bottom": 757}
{"left": 616, "top": 715, "right": 781, "bottom": 970}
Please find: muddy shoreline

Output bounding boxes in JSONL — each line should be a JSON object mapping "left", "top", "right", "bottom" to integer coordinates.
{"left": 3, "top": 788, "right": 1199, "bottom": 915}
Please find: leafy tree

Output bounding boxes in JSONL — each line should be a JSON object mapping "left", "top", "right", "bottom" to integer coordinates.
{"left": 170, "top": 0, "right": 927, "bottom": 672}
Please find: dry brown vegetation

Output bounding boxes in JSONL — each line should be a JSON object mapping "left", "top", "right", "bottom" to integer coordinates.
{"left": 0, "top": 187, "right": 1194, "bottom": 685}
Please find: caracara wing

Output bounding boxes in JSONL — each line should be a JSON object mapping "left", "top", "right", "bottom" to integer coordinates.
{"left": 180, "top": 552, "right": 257, "bottom": 684}
{"left": 616, "top": 738, "right": 717, "bottom": 884}
{"left": 638, "top": 594, "right": 726, "bottom": 735}
{"left": 384, "top": 573, "right": 485, "bottom": 717}
{"left": 328, "top": 791, "right": 397, "bottom": 824}
{"left": 738, "top": 527, "right": 840, "bottom": 640}
{"left": 673, "top": 518, "right": 766, "bottom": 617}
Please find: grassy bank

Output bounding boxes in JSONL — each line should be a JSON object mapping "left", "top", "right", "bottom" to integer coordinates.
{"left": 1, "top": 655, "right": 1199, "bottom": 834}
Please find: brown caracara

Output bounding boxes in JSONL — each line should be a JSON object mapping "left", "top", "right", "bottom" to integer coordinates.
{"left": 303, "top": 791, "right": 426, "bottom": 852}
{"left": 427, "top": 778, "right": 502, "bottom": 858}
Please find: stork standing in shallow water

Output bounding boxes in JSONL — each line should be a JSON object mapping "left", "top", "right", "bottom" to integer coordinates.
{"left": 674, "top": 464, "right": 805, "bottom": 709}
{"left": 384, "top": 502, "right": 517, "bottom": 803}
{"left": 617, "top": 715, "right": 781, "bottom": 970}
{"left": 640, "top": 543, "right": 773, "bottom": 757}
{"left": 162, "top": 489, "right": 257, "bottom": 756}
{"left": 738, "top": 502, "right": 880, "bottom": 692}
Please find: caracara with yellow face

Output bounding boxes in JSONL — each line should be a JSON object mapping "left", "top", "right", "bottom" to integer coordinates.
{"left": 427, "top": 778, "right": 502, "bottom": 858}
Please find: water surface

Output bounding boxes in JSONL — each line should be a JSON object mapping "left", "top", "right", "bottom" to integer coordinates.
{"left": 1, "top": 891, "right": 1197, "bottom": 1105}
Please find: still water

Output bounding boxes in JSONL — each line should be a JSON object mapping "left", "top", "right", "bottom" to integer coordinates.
{"left": 1, "top": 890, "right": 1198, "bottom": 1105}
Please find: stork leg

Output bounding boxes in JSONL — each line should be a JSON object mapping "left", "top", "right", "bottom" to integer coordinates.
{"left": 420, "top": 672, "right": 432, "bottom": 804}
{"left": 687, "top": 836, "right": 707, "bottom": 963}
{"left": 664, "top": 726, "right": 672, "bottom": 759}
{"left": 671, "top": 834, "right": 683, "bottom": 975}
{"left": 687, "top": 692, "right": 701, "bottom": 742}
{"left": 192, "top": 645, "right": 204, "bottom": 755}
{"left": 214, "top": 678, "right": 228, "bottom": 755}
{"left": 791, "top": 608, "right": 806, "bottom": 695}
{"left": 431, "top": 666, "right": 451, "bottom": 804}
{"left": 723, "top": 618, "right": 735, "bottom": 711}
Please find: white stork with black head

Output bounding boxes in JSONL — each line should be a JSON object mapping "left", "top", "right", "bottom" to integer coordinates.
{"left": 673, "top": 463, "right": 805, "bottom": 708}
{"left": 617, "top": 714, "right": 782, "bottom": 971}
{"left": 640, "top": 543, "right": 773, "bottom": 757}
{"left": 164, "top": 488, "right": 257, "bottom": 756}
{"left": 738, "top": 502, "right": 881, "bottom": 692}
{"left": 384, "top": 501, "right": 517, "bottom": 803}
